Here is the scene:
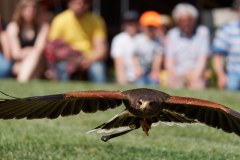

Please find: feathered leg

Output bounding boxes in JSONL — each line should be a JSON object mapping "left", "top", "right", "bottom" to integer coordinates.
{"left": 140, "top": 119, "right": 151, "bottom": 136}
{"left": 88, "top": 110, "right": 141, "bottom": 141}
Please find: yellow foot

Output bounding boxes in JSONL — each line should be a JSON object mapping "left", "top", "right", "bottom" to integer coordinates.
{"left": 140, "top": 119, "right": 151, "bottom": 136}
{"left": 129, "top": 124, "right": 136, "bottom": 129}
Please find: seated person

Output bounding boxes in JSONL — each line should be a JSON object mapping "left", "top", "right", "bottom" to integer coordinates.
{"left": 165, "top": 3, "right": 210, "bottom": 89}
{"left": 47, "top": 0, "right": 107, "bottom": 82}
{"left": 110, "top": 10, "right": 140, "bottom": 84}
{"left": 212, "top": 1, "right": 240, "bottom": 91}
{"left": 7, "top": 0, "right": 49, "bottom": 83}
{"left": 0, "top": 15, "right": 12, "bottom": 78}
{"left": 134, "top": 11, "right": 163, "bottom": 85}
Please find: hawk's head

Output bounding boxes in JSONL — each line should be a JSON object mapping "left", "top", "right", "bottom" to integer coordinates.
{"left": 122, "top": 88, "right": 171, "bottom": 118}
{"left": 136, "top": 98, "right": 159, "bottom": 115}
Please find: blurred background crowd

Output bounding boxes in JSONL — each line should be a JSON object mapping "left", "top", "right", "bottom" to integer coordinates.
{"left": 0, "top": 0, "right": 240, "bottom": 91}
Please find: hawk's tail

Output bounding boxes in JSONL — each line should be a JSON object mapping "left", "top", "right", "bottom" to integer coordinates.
{"left": 87, "top": 110, "right": 140, "bottom": 141}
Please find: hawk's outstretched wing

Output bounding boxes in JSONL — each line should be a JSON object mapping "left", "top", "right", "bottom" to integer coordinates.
{"left": 0, "top": 91, "right": 126, "bottom": 119}
{"left": 164, "top": 96, "right": 240, "bottom": 136}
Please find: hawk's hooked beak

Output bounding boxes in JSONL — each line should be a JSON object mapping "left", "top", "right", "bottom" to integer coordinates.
{"left": 140, "top": 101, "right": 150, "bottom": 113}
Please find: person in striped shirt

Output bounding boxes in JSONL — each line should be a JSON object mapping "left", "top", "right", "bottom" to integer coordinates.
{"left": 212, "top": 0, "right": 240, "bottom": 90}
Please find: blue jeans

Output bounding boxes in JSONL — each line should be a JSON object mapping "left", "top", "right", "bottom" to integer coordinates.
{"left": 55, "top": 61, "right": 106, "bottom": 83}
{"left": 0, "top": 53, "right": 12, "bottom": 78}
{"left": 87, "top": 61, "right": 106, "bottom": 83}
{"left": 226, "top": 72, "right": 240, "bottom": 91}
{"left": 55, "top": 61, "right": 70, "bottom": 81}
{"left": 135, "top": 71, "right": 159, "bottom": 86}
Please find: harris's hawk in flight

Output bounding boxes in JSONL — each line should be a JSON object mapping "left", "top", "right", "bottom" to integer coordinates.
{"left": 0, "top": 88, "right": 240, "bottom": 142}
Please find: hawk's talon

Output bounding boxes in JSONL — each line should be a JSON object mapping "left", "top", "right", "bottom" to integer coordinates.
{"left": 101, "top": 129, "right": 136, "bottom": 142}
{"left": 129, "top": 124, "right": 136, "bottom": 129}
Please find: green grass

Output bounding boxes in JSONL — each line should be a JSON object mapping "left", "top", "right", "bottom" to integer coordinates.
{"left": 0, "top": 79, "right": 240, "bottom": 160}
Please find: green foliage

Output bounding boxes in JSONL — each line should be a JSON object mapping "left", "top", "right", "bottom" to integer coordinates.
{"left": 0, "top": 79, "right": 240, "bottom": 160}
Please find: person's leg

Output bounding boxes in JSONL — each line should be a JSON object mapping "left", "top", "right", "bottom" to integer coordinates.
{"left": 188, "top": 78, "right": 205, "bottom": 89}
{"left": 134, "top": 71, "right": 160, "bottom": 86}
{"left": 87, "top": 61, "right": 106, "bottom": 83}
{"left": 147, "top": 78, "right": 159, "bottom": 86}
{"left": 31, "top": 57, "right": 46, "bottom": 79}
{"left": 167, "top": 75, "right": 185, "bottom": 88}
{"left": 134, "top": 76, "right": 146, "bottom": 85}
{"left": 226, "top": 72, "right": 240, "bottom": 91}
{"left": 136, "top": 71, "right": 159, "bottom": 86}
{"left": 134, "top": 71, "right": 148, "bottom": 86}
{"left": 55, "top": 61, "right": 70, "bottom": 81}
{"left": 17, "top": 49, "right": 43, "bottom": 83}
{"left": 0, "top": 54, "right": 12, "bottom": 78}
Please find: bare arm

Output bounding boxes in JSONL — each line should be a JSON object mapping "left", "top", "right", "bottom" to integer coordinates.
{"left": 6, "top": 22, "right": 22, "bottom": 60}
{"left": 165, "top": 56, "right": 176, "bottom": 79}
{"left": 89, "top": 38, "right": 107, "bottom": 62}
{"left": 88, "top": 16, "right": 108, "bottom": 64}
{"left": 213, "top": 54, "right": 226, "bottom": 89}
{"left": 131, "top": 55, "right": 143, "bottom": 80}
{"left": 81, "top": 38, "right": 107, "bottom": 70}
{"left": 191, "top": 27, "right": 210, "bottom": 80}
{"left": 149, "top": 54, "right": 162, "bottom": 81}
{"left": 191, "top": 54, "right": 208, "bottom": 79}
{"left": 32, "top": 23, "right": 49, "bottom": 56}
{"left": 0, "top": 31, "right": 11, "bottom": 60}
{"left": 165, "top": 55, "right": 183, "bottom": 87}
{"left": 113, "top": 57, "right": 127, "bottom": 84}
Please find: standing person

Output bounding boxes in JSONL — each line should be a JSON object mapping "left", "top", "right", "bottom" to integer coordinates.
{"left": 165, "top": 3, "right": 210, "bottom": 89}
{"left": 110, "top": 10, "right": 140, "bottom": 84}
{"left": 7, "top": 0, "right": 49, "bottom": 83}
{"left": 0, "top": 15, "right": 12, "bottom": 78}
{"left": 134, "top": 11, "right": 164, "bottom": 85}
{"left": 212, "top": 0, "right": 240, "bottom": 91}
{"left": 47, "top": 0, "right": 107, "bottom": 82}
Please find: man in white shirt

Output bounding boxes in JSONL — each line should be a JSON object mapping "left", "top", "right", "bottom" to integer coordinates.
{"left": 111, "top": 11, "right": 140, "bottom": 84}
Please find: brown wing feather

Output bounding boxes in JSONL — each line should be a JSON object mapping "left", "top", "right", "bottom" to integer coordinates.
{"left": 0, "top": 90, "right": 125, "bottom": 119}
{"left": 164, "top": 96, "right": 240, "bottom": 136}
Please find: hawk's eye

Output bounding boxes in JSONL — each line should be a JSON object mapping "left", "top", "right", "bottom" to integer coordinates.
{"left": 138, "top": 100, "right": 142, "bottom": 105}
{"left": 149, "top": 102, "right": 154, "bottom": 106}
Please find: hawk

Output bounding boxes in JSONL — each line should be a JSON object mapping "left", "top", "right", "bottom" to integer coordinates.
{"left": 0, "top": 88, "right": 240, "bottom": 142}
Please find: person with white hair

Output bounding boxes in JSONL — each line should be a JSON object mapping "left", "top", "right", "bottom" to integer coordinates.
{"left": 165, "top": 3, "right": 210, "bottom": 89}
{"left": 212, "top": 0, "right": 240, "bottom": 91}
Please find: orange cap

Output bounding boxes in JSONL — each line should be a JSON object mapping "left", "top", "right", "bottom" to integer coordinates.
{"left": 139, "top": 11, "right": 161, "bottom": 27}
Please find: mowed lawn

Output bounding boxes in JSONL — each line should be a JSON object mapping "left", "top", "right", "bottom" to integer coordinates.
{"left": 0, "top": 80, "right": 240, "bottom": 160}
